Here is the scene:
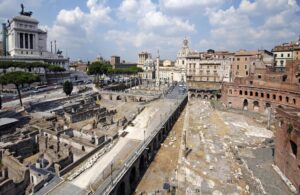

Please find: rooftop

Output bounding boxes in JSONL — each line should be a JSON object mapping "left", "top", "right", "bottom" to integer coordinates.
{"left": 0, "top": 117, "right": 18, "bottom": 126}
{"left": 12, "top": 15, "right": 39, "bottom": 24}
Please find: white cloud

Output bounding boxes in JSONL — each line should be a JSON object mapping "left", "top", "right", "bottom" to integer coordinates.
{"left": 47, "top": 0, "right": 112, "bottom": 58}
{"left": 201, "top": 0, "right": 300, "bottom": 51}
{"left": 160, "top": 0, "right": 224, "bottom": 11}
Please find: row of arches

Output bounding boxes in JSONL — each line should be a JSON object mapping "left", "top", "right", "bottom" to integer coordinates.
{"left": 189, "top": 93, "right": 217, "bottom": 100}
{"left": 239, "top": 99, "right": 271, "bottom": 111}
{"left": 98, "top": 94, "right": 147, "bottom": 102}
{"left": 114, "top": 97, "right": 187, "bottom": 195}
{"left": 227, "top": 88, "right": 298, "bottom": 107}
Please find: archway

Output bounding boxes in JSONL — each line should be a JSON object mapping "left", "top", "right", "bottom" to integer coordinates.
{"left": 129, "top": 168, "right": 137, "bottom": 192}
{"left": 228, "top": 102, "right": 232, "bottom": 108}
{"left": 109, "top": 94, "right": 112, "bottom": 100}
{"left": 139, "top": 155, "right": 146, "bottom": 174}
{"left": 197, "top": 94, "right": 202, "bottom": 99}
{"left": 243, "top": 99, "right": 248, "bottom": 111}
{"left": 116, "top": 95, "right": 122, "bottom": 101}
{"left": 190, "top": 94, "right": 195, "bottom": 99}
{"left": 253, "top": 101, "right": 259, "bottom": 111}
{"left": 204, "top": 95, "right": 208, "bottom": 100}
{"left": 116, "top": 181, "right": 126, "bottom": 195}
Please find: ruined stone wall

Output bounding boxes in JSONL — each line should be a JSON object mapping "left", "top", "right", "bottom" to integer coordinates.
{"left": 274, "top": 108, "right": 300, "bottom": 191}
{"left": 65, "top": 107, "right": 107, "bottom": 123}
{"left": 222, "top": 83, "right": 300, "bottom": 112}
{"left": 0, "top": 154, "right": 30, "bottom": 195}
{"left": 3, "top": 137, "right": 38, "bottom": 161}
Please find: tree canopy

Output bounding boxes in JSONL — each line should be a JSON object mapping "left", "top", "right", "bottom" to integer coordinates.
{"left": 0, "top": 61, "right": 48, "bottom": 70}
{"left": 63, "top": 80, "right": 73, "bottom": 96}
{"left": 108, "top": 66, "right": 143, "bottom": 75}
{"left": 0, "top": 71, "right": 40, "bottom": 106}
{"left": 47, "top": 65, "right": 66, "bottom": 72}
{"left": 87, "top": 61, "right": 111, "bottom": 75}
{"left": 0, "top": 71, "right": 40, "bottom": 86}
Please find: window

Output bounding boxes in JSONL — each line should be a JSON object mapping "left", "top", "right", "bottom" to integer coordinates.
{"left": 25, "top": 33, "right": 28, "bottom": 49}
{"left": 281, "top": 54, "right": 284, "bottom": 57}
{"left": 288, "top": 53, "right": 290, "bottom": 57}
{"left": 246, "top": 71, "right": 249, "bottom": 75}
{"left": 280, "top": 60, "right": 284, "bottom": 66}
{"left": 255, "top": 92, "right": 258, "bottom": 97}
{"left": 244, "top": 91, "right": 248, "bottom": 95}
{"left": 237, "top": 65, "right": 239, "bottom": 70}
{"left": 273, "top": 94, "right": 276, "bottom": 100}
{"left": 267, "top": 94, "right": 270, "bottom": 99}
{"left": 20, "top": 33, "right": 23, "bottom": 48}
{"left": 245, "top": 57, "right": 247, "bottom": 61}
{"left": 258, "top": 75, "right": 262, "bottom": 79}
{"left": 250, "top": 81, "right": 253, "bottom": 85}
{"left": 279, "top": 96, "right": 282, "bottom": 101}
{"left": 245, "top": 65, "right": 247, "bottom": 69}
{"left": 237, "top": 58, "right": 240, "bottom": 61}
{"left": 261, "top": 93, "right": 264, "bottom": 98}
{"left": 290, "top": 140, "right": 297, "bottom": 157}
{"left": 286, "top": 96, "right": 289, "bottom": 103}
{"left": 293, "top": 98, "right": 296, "bottom": 105}
{"left": 250, "top": 91, "right": 253, "bottom": 96}
{"left": 274, "top": 54, "right": 277, "bottom": 57}
{"left": 239, "top": 90, "right": 242, "bottom": 95}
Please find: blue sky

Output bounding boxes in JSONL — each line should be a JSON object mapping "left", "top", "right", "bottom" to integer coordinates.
{"left": 1, "top": 0, "right": 300, "bottom": 62}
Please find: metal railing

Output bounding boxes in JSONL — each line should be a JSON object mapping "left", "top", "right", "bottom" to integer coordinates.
{"left": 95, "top": 94, "right": 188, "bottom": 195}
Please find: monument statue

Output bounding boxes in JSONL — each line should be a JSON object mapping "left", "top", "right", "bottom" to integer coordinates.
{"left": 20, "top": 4, "right": 33, "bottom": 17}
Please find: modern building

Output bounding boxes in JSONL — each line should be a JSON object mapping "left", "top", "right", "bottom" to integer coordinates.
{"left": 138, "top": 52, "right": 150, "bottom": 68}
{"left": 110, "top": 56, "right": 120, "bottom": 68}
{"left": 231, "top": 50, "right": 273, "bottom": 79}
{"left": 186, "top": 50, "right": 233, "bottom": 85}
{"left": 272, "top": 38, "right": 300, "bottom": 71}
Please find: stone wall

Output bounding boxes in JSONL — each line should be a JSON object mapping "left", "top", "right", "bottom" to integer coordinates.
{"left": 274, "top": 107, "right": 300, "bottom": 192}
{"left": 0, "top": 152, "right": 30, "bottom": 195}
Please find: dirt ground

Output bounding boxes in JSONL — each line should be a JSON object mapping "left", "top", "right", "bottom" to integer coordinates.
{"left": 135, "top": 99, "right": 293, "bottom": 195}
{"left": 135, "top": 108, "right": 186, "bottom": 194}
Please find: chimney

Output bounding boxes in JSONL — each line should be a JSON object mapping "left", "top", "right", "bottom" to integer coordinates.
{"left": 54, "top": 40, "right": 57, "bottom": 53}
{"left": 50, "top": 41, "right": 53, "bottom": 53}
{"left": 2, "top": 23, "right": 7, "bottom": 56}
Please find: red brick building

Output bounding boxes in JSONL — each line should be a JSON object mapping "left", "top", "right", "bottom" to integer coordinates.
{"left": 274, "top": 106, "right": 300, "bottom": 192}
{"left": 221, "top": 59, "right": 300, "bottom": 112}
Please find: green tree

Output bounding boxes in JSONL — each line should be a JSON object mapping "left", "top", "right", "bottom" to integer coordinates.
{"left": 47, "top": 65, "right": 66, "bottom": 84}
{"left": 63, "top": 80, "right": 73, "bottom": 96}
{"left": 87, "top": 62, "right": 112, "bottom": 85}
{"left": 0, "top": 71, "right": 40, "bottom": 106}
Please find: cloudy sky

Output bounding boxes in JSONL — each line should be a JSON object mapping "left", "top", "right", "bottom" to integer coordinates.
{"left": 1, "top": 0, "right": 300, "bottom": 62}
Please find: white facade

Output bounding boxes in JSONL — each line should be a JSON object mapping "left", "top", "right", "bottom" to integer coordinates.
{"left": 3, "top": 14, "right": 69, "bottom": 70}
{"left": 174, "top": 38, "right": 192, "bottom": 82}
{"left": 7, "top": 15, "right": 47, "bottom": 57}
{"left": 273, "top": 51, "right": 293, "bottom": 68}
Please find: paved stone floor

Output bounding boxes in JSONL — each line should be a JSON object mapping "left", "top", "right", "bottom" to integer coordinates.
{"left": 135, "top": 99, "right": 293, "bottom": 195}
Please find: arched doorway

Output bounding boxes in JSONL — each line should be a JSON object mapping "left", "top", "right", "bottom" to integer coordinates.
{"left": 116, "top": 181, "right": 126, "bottom": 195}
{"left": 129, "top": 168, "right": 137, "bottom": 192}
{"left": 253, "top": 101, "right": 259, "bottom": 111}
{"left": 116, "top": 95, "right": 122, "bottom": 101}
{"left": 139, "top": 155, "right": 146, "bottom": 174}
{"left": 243, "top": 99, "right": 248, "bottom": 111}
